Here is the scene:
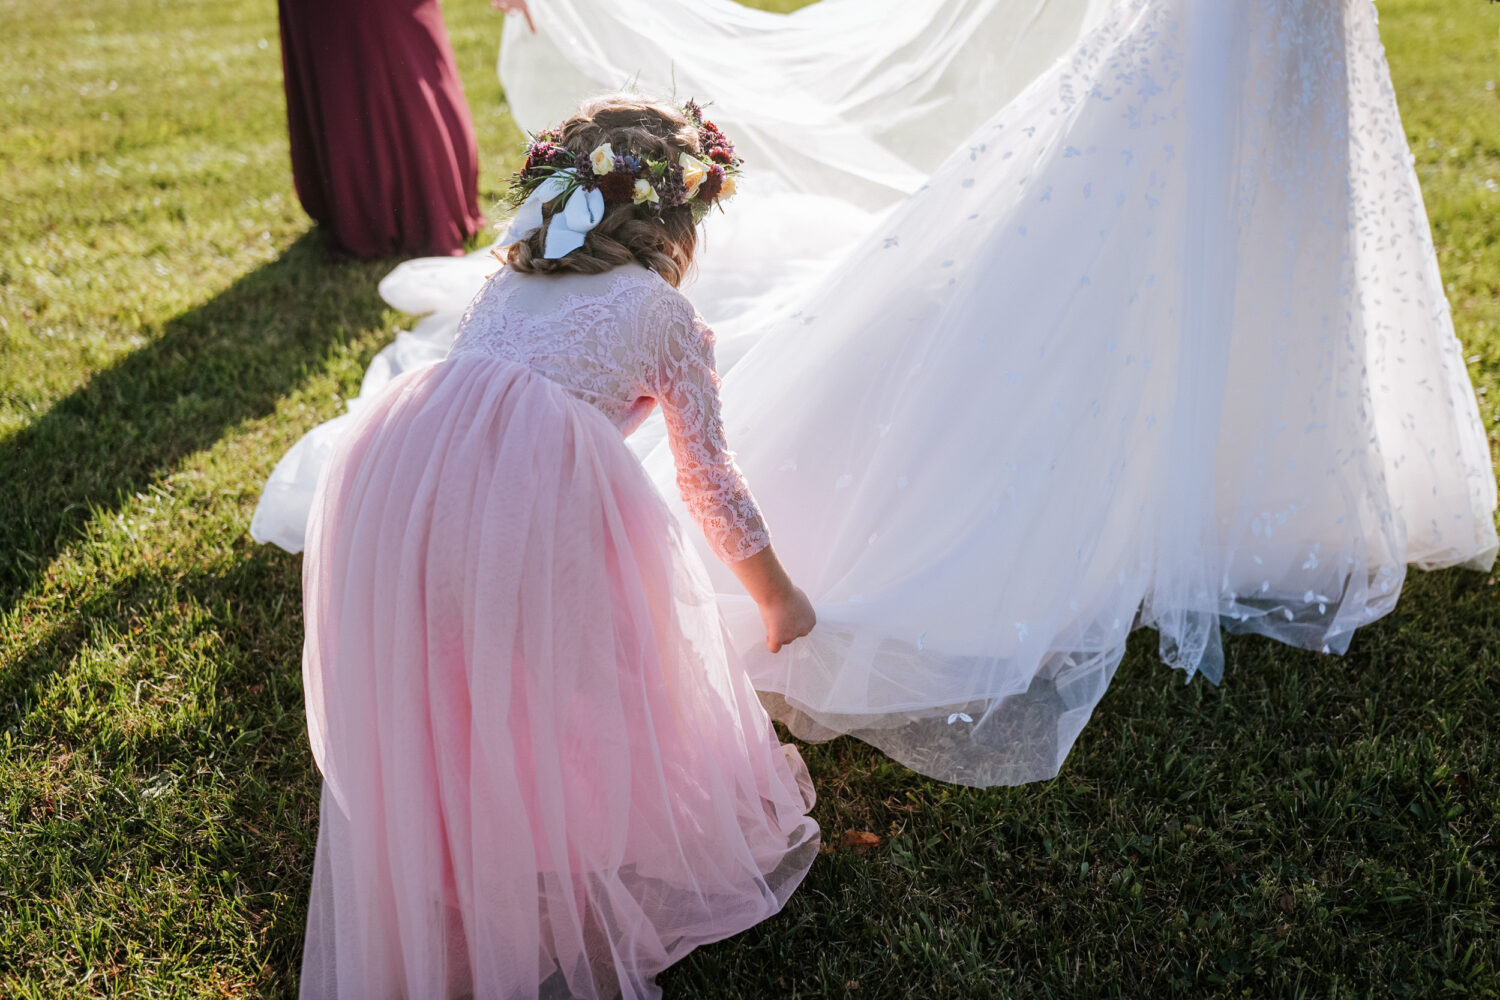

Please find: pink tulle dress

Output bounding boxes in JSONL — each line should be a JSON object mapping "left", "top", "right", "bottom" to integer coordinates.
{"left": 298, "top": 263, "right": 820, "bottom": 999}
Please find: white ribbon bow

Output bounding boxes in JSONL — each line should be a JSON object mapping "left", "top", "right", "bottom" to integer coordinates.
{"left": 500, "top": 169, "right": 607, "bottom": 260}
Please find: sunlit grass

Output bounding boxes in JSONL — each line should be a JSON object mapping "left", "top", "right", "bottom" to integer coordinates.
{"left": 1, "top": 0, "right": 1497, "bottom": 996}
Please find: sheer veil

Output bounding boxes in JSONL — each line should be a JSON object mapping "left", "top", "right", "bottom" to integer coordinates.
{"left": 254, "top": 0, "right": 1498, "bottom": 787}
{"left": 491, "top": 0, "right": 1115, "bottom": 360}
{"left": 498, "top": 0, "right": 1116, "bottom": 207}
{"left": 255, "top": 0, "right": 1111, "bottom": 551}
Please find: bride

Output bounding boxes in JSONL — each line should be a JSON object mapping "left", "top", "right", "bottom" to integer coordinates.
{"left": 254, "top": 0, "right": 1497, "bottom": 787}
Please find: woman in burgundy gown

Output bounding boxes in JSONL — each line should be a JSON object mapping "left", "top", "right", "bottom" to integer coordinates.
{"left": 277, "top": 0, "right": 486, "bottom": 258}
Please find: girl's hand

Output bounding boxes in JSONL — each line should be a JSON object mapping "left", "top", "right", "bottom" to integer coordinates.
{"left": 760, "top": 586, "right": 816, "bottom": 653}
{"left": 490, "top": 0, "right": 536, "bottom": 33}
{"left": 724, "top": 543, "right": 816, "bottom": 652}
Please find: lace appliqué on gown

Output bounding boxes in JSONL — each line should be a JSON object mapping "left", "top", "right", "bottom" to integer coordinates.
{"left": 449, "top": 266, "right": 770, "bottom": 563}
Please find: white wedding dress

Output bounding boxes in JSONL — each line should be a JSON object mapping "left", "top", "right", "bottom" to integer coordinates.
{"left": 254, "top": 0, "right": 1497, "bottom": 787}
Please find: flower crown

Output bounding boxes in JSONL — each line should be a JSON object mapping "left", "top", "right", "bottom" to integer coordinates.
{"left": 505, "top": 100, "right": 742, "bottom": 229}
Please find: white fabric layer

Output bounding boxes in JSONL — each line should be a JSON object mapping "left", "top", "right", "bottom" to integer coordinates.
{"left": 642, "top": 0, "right": 1496, "bottom": 786}
{"left": 254, "top": 0, "right": 1498, "bottom": 788}
{"left": 498, "top": 0, "right": 1115, "bottom": 208}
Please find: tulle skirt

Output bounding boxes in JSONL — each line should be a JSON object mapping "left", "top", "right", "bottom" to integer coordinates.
{"left": 298, "top": 356, "right": 818, "bottom": 999}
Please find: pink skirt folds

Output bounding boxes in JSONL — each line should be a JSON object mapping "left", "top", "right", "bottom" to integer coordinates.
{"left": 298, "top": 356, "right": 819, "bottom": 999}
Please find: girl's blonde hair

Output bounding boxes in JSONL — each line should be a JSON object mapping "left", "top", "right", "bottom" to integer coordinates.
{"left": 503, "top": 95, "right": 703, "bottom": 288}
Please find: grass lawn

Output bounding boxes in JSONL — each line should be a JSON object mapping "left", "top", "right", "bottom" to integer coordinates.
{"left": 2, "top": 0, "right": 1498, "bottom": 996}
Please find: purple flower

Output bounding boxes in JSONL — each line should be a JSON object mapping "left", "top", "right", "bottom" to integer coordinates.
{"left": 657, "top": 164, "right": 688, "bottom": 208}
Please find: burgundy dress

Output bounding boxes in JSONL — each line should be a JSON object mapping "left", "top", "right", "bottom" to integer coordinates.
{"left": 278, "top": 0, "right": 486, "bottom": 258}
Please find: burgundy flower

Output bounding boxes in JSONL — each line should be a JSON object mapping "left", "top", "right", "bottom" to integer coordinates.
{"left": 708, "top": 147, "right": 734, "bottom": 165}
{"left": 597, "top": 171, "right": 635, "bottom": 203}
{"left": 698, "top": 164, "right": 726, "bottom": 202}
{"left": 523, "top": 140, "right": 564, "bottom": 179}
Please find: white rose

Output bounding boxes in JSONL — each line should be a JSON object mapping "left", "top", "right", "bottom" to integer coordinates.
{"left": 590, "top": 143, "right": 615, "bottom": 175}
{"left": 719, "top": 172, "right": 737, "bottom": 199}
{"left": 632, "top": 178, "right": 660, "bottom": 205}
{"left": 679, "top": 153, "right": 708, "bottom": 199}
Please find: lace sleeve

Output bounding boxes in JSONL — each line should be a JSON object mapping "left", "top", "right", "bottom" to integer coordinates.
{"left": 643, "top": 291, "right": 771, "bottom": 563}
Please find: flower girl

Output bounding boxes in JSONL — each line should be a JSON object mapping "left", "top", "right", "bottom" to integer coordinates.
{"left": 297, "top": 95, "right": 820, "bottom": 999}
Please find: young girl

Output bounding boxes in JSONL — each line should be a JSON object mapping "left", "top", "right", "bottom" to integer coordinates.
{"left": 298, "top": 95, "right": 820, "bottom": 999}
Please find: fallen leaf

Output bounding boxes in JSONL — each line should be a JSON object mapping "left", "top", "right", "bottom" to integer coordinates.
{"left": 840, "top": 830, "right": 883, "bottom": 853}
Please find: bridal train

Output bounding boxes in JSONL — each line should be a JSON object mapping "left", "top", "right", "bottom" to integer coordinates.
{"left": 655, "top": 0, "right": 1496, "bottom": 785}
{"left": 254, "top": 0, "right": 1497, "bottom": 787}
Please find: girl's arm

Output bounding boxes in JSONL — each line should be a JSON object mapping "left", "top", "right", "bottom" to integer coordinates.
{"left": 647, "top": 293, "right": 815, "bottom": 653}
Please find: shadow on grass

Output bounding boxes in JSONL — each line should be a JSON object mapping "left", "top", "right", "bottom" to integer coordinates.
{"left": 0, "top": 231, "right": 394, "bottom": 613}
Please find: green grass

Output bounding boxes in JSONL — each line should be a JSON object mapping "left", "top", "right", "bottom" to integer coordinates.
{"left": 1, "top": 0, "right": 1497, "bottom": 996}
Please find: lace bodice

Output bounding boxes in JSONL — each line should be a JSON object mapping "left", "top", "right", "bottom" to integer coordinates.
{"left": 447, "top": 264, "right": 770, "bottom": 563}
